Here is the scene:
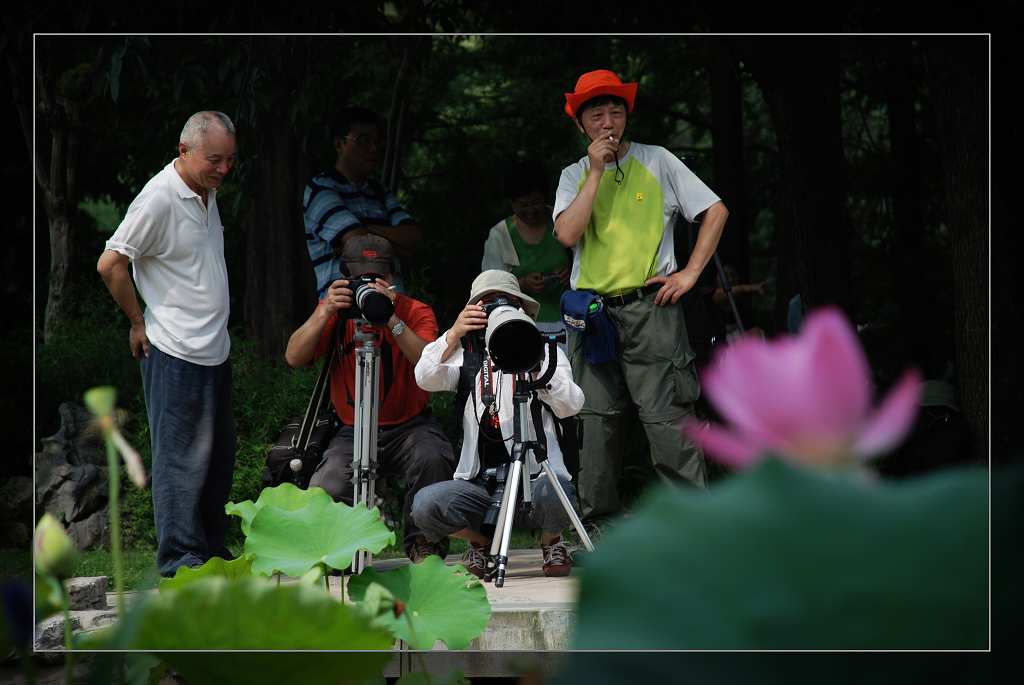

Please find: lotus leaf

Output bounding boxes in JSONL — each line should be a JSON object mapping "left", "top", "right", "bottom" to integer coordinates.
{"left": 348, "top": 556, "right": 491, "bottom": 650}
{"left": 158, "top": 555, "right": 252, "bottom": 592}
{"left": 245, "top": 495, "right": 395, "bottom": 577}
{"left": 225, "top": 482, "right": 334, "bottom": 536}
{"left": 571, "top": 458, "right": 988, "bottom": 650}
{"left": 127, "top": 576, "right": 395, "bottom": 651}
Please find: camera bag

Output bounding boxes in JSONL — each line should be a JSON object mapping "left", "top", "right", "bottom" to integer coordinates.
{"left": 262, "top": 327, "right": 340, "bottom": 489}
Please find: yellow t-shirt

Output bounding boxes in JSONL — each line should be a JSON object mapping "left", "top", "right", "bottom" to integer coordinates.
{"left": 553, "top": 142, "right": 720, "bottom": 295}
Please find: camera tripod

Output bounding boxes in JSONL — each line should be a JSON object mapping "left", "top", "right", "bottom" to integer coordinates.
{"left": 351, "top": 319, "right": 381, "bottom": 574}
{"left": 482, "top": 336, "right": 594, "bottom": 587}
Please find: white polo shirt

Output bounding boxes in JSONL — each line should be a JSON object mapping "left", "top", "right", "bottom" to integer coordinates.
{"left": 105, "top": 160, "right": 231, "bottom": 366}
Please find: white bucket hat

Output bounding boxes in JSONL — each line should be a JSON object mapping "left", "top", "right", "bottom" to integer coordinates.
{"left": 466, "top": 270, "right": 541, "bottom": 320}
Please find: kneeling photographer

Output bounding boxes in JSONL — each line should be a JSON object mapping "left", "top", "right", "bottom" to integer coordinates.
{"left": 285, "top": 235, "right": 456, "bottom": 563}
{"left": 411, "top": 270, "right": 585, "bottom": 579}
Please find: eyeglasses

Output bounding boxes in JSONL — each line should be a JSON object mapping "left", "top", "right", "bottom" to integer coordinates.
{"left": 344, "top": 134, "right": 382, "bottom": 149}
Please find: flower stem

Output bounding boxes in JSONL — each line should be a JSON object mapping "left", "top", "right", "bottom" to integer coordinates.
{"left": 104, "top": 437, "right": 125, "bottom": 618}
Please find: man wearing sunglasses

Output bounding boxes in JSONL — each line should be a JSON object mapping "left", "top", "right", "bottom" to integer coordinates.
{"left": 303, "top": 106, "right": 422, "bottom": 298}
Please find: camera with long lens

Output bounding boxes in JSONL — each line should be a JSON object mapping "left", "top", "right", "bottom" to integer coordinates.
{"left": 344, "top": 275, "right": 394, "bottom": 326}
{"left": 476, "top": 296, "right": 543, "bottom": 373}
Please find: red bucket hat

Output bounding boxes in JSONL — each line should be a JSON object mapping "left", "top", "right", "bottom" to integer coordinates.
{"left": 563, "top": 69, "right": 638, "bottom": 119}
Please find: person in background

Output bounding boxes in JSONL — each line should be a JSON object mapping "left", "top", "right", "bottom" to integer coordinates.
{"left": 302, "top": 105, "right": 421, "bottom": 298}
{"left": 481, "top": 161, "right": 570, "bottom": 336}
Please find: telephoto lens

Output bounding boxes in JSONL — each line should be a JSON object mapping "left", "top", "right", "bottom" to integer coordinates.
{"left": 483, "top": 300, "right": 543, "bottom": 372}
{"left": 349, "top": 276, "right": 394, "bottom": 325}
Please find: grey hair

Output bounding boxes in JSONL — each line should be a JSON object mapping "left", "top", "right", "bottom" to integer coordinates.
{"left": 179, "top": 111, "right": 236, "bottom": 149}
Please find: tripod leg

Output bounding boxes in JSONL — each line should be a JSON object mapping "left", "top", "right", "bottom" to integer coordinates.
{"left": 540, "top": 462, "right": 594, "bottom": 552}
{"left": 492, "top": 459, "right": 523, "bottom": 588}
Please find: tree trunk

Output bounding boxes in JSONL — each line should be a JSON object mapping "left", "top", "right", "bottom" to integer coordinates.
{"left": 885, "top": 39, "right": 930, "bottom": 371}
{"left": 243, "top": 118, "right": 317, "bottom": 360}
{"left": 744, "top": 38, "right": 853, "bottom": 317}
{"left": 924, "top": 38, "right": 988, "bottom": 462}
{"left": 709, "top": 38, "right": 749, "bottom": 282}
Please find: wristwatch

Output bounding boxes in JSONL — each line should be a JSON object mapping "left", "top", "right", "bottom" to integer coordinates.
{"left": 390, "top": 319, "right": 406, "bottom": 337}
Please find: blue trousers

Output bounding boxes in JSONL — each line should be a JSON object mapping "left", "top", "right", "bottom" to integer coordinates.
{"left": 141, "top": 345, "right": 236, "bottom": 577}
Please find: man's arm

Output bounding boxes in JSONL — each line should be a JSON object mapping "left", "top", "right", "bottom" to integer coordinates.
{"left": 646, "top": 201, "right": 729, "bottom": 306}
{"left": 553, "top": 135, "right": 620, "bottom": 248}
{"left": 97, "top": 250, "right": 149, "bottom": 359}
{"left": 285, "top": 279, "right": 352, "bottom": 367}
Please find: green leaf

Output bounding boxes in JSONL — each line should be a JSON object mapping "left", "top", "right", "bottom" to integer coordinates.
{"left": 571, "top": 459, "right": 988, "bottom": 650}
{"left": 83, "top": 385, "right": 117, "bottom": 418}
{"left": 348, "top": 556, "right": 491, "bottom": 650}
{"left": 225, "top": 482, "right": 334, "bottom": 537}
{"left": 158, "top": 555, "right": 252, "bottom": 592}
{"left": 245, "top": 496, "right": 395, "bottom": 577}
{"left": 112, "top": 576, "right": 395, "bottom": 652}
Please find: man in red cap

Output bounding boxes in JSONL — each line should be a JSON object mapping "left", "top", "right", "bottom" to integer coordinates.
{"left": 553, "top": 69, "right": 730, "bottom": 528}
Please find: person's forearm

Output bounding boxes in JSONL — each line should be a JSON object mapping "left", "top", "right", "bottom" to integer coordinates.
{"left": 285, "top": 305, "right": 332, "bottom": 368}
{"left": 554, "top": 173, "right": 602, "bottom": 247}
{"left": 390, "top": 315, "right": 429, "bottom": 366}
{"left": 681, "top": 202, "right": 729, "bottom": 277}
{"left": 100, "top": 262, "right": 145, "bottom": 325}
{"left": 440, "top": 328, "right": 463, "bottom": 363}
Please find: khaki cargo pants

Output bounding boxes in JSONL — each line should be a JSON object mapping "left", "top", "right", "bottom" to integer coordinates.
{"left": 568, "top": 294, "right": 707, "bottom": 521}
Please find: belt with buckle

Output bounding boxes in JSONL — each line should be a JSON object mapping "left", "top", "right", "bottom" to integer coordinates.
{"left": 602, "top": 283, "right": 661, "bottom": 307}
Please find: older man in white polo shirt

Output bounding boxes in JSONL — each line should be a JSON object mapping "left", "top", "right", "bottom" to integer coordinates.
{"left": 97, "top": 111, "right": 238, "bottom": 577}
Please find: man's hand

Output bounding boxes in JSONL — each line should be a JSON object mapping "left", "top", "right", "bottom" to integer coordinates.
{"left": 520, "top": 272, "right": 545, "bottom": 294}
{"left": 587, "top": 134, "right": 620, "bottom": 173}
{"left": 646, "top": 268, "right": 700, "bottom": 306}
{"left": 323, "top": 279, "right": 354, "bottom": 315}
{"left": 129, "top": 322, "right": 150, "bottom": 359}
{"left": 449, "top": 303, "right": 488, "bottom": 341}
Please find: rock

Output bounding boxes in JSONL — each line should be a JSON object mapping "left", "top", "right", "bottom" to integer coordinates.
{"left": 66, "top": 576, "right": 108, "bottom": 611}
{"left": 34, "top": 613, "right": 82, "bottom": 651}
{"left": 74, "top": 608, "right": 120, "bottom": 634}
{"left": 39, "top": 402, "right": 106, "bottom": 466}
{"left": 36, "top": 459, "right": 110, "bottom": 549}
{"left": 66, "top": 506, "right": 110, "bottom": 551}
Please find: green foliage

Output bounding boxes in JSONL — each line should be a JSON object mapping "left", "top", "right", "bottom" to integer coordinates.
{"left": 157, "top": 555, "right": 252, "bottom": 592}
{"left": 348, "top": 556, "right": 491, "bottom": 650}
{"left": 572, "top": 458, "right": 988, "bottom": 650}
{"left": 244, "top": 495, "right": 395, "bottom": 577}
{"left": 225, "top": 481, "right": 334, "bottom": 537}
{"left": 86, "top": 575, "right": 395, "bottom": 651}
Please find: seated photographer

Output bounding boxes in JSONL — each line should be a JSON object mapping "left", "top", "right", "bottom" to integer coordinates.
{"left": 411, "top": 270, "right": 585, "bottom": 579}
{"left": 285, "top": 234, "right": 456, "bottom": 563}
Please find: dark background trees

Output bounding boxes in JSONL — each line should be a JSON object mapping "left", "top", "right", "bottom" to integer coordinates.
{"left": 9, "top": 27, "right": 994, "bottom": 475}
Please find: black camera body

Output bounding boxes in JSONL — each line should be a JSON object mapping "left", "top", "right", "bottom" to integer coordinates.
{"left": 343, "top": 275, "right": 394, "bottom": 326}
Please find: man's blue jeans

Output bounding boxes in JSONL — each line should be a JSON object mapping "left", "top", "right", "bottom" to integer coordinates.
{"left": 141, "top": 345, "right": 236, "bottom": 577}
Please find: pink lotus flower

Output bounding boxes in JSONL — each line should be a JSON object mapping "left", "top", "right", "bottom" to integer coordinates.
{"left": 683, "top": 307, "right": 922, "bottom": 469}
